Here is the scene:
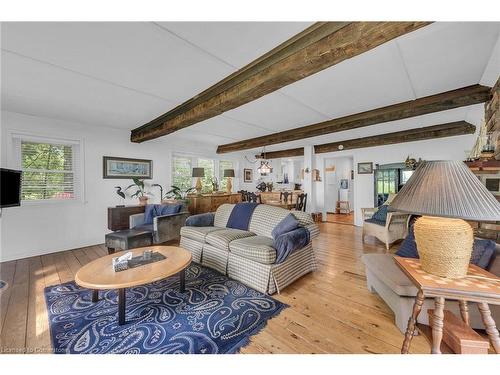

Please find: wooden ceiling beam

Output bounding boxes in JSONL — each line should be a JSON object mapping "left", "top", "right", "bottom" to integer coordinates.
{"left": 256, "top": 121, "right": 475, "bottom": 159}
{"left": 314, "top": 121, "right": 475, "bottom": 153}
{"left": 217, "top": 84, "right": 490, "bottom": 154}
{"left": 254, "top": 147, "right": 305, "bottom": 159}
{"left": 131, "top": 21, "right": 431, "bottom": 143}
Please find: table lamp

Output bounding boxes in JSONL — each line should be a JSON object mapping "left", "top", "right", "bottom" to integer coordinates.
{"left": 223, "top": 169, "right": 235, "bottom": 193}
{"left": 192, "top": 167, "right": 205, "bottom": 194}
{"left": 389, "top": 160, "right": 500, "bottom": 278}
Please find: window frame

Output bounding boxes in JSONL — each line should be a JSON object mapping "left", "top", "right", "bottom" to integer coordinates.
{"left": 10, "top": 132, "right": 85, "bottom": 206}
{"left": 171, "top": 153, "right": 238, "bottom": 194}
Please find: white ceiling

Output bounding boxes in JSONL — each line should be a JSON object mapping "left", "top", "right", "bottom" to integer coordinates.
{"left": 1, "top": 22, "right": 499, "bottom": 154}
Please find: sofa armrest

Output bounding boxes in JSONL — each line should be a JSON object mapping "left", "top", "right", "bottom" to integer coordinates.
{"left": 129, "top": 213, "right": 145, "bottom": 229}
{"left": 304, "top": 223, "right": 320, "bottom": 240}
{"left": 185, "top": 212, "right": 215, "bottom": 227}
{"left": 361, "top": 207, "right": 378, "bottom": 221}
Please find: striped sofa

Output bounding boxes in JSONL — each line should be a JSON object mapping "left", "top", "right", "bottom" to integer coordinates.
{"left": 180, "top": 204, "right": 320, "bottom": 294}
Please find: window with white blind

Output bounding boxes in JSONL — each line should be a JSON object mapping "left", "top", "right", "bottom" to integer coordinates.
{"left": 171, "top": 156, "right": 192, "bottom": 190}
{"left": 197, "top": 158, "right": 215, "bottom": 193}
{"left": 12, "top": 135, "right": 82, "bottom": 202}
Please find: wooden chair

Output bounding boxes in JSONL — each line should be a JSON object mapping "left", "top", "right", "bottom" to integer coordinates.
{"left": 361, "top": 206, "right": 410, "bottom": 251}
{"left": 238, "top": 190, "right": 248, "bottom": 202}
{"left": 295, "top": 193, "right": 307, "bottom": 212}
{"left": 247, "top": 192, "right": 262, "bottom": 203}
{"left": 280, "top": 191, "right": 293, "bottom": 204}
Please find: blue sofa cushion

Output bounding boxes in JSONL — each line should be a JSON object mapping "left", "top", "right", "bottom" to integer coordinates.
{"left": 144, "top": 204, "right": 182, "bottom": 225}
{"left": 396, "top": 224, "right": 496, "bottom": 270}
{"left": 185, "top": 213, "right": 215, "bottom": 227}
{"left": 271, "top": 213, "right": 300, "bottom": 239}
{"left": 371, "top": 205, "right": 388, "bottom": 223}
{"left": 273, "top": 227, "right": 310, "bottom": 264}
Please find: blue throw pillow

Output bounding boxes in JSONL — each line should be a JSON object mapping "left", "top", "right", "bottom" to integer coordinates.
{"left": 161, "top": 203, "right": 182, "bottom": 215}
{"left": 395, "top": 224, "right": 419, "bottom": 258}
{"left": 143, "top": 204, "right": 157, "bottom": 225}
{"left": 470, "top": 239, "right": 496, "bottom": 269}
{"left": 371, "top": 205, "right": 388, "bottom": 223}
{"left": 271, "top": 213, "right": 300, "bottom": 239}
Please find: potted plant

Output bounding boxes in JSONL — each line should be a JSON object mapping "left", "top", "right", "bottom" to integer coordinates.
{"left": 125, "top": 178, "right": 150, "bottom": 205}
{"left": 165, "top": 185, "right": 197, "bottom": 204}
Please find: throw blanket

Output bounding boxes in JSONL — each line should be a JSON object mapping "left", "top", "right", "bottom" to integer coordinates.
{"left": 273, "top": 227, "right": 310, "bottom": 264}
{"left": 226, "top": 202, "right": 259, "bottom": 230}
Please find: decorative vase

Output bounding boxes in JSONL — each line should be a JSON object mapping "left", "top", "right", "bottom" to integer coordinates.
{"left": 414, "top": 216, "right": 474, "bottom": 278}
{"left": 138, "top": 196, "right": 149, "bottom": 206}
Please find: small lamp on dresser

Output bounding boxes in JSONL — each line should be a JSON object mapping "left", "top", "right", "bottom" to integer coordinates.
{"left": 192, "top": 167, "right": 205, "bottom": 194}
{"left": 389, "top": 160, "right": 500, "bottom": 278}
{"left": 223, "top": 169, "right": 235, "bottom": 193}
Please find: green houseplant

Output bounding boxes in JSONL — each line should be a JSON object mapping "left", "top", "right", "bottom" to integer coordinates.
{"left": 125, "top": 178, "right": 150, "bottom": 205}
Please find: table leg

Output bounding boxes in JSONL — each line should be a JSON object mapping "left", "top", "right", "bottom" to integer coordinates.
{"left": 458, "top": 300, "right": 470, "bottom": 326}
{"left": 179, "top": 269, "right": 186, "bottom": 293}
{"left": 401, "top": 289, "right": 425, "bottom": 354}
{"left": 118, "top": 288, "right": 126, "bottom": 325}
{"left": 431, "top": 297, "right": 445, "bottom": 354}
{"left": 92, "top": 289, "right": 99, "bottom": 303}
{"left": 477, "top": 302, "right": 500, "bottom": 353}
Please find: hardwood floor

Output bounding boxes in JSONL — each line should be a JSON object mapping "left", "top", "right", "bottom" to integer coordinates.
{"left": 326, "top": 212, "right": 354, "bottom": 225}
{"left": 0, "top": 222, "right": 430, "bottom": 354}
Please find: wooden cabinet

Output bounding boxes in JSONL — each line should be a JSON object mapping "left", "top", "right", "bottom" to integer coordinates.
{"left": 187, "top": 193, "right": 241, "bottom": 215}
{"left": 107, "top": 205, "right": 145, "bottom": 231}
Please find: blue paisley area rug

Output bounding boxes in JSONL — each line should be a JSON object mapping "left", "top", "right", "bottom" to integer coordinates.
{"left": 44, "top": 263, "right": 287, "bottom": 354}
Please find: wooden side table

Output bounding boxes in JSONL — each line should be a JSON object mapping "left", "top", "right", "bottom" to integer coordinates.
{"left": 394, "top": 256, "right": 500, "bottom": 354}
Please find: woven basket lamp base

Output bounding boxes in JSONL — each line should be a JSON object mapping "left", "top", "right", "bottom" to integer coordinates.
{"left": 414, "top": 216, "right": 474, "bottom": 278}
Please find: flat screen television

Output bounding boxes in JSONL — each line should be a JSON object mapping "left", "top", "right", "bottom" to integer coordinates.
{"left": 1, "top": 168, "right": 22, "bottom": 208}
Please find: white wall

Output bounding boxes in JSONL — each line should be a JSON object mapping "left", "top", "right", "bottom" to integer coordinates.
{"left": 323, "top": 156, "right": 354, "bottom": 213}
{"left": 0, "top": 111, "right": 236, "bottom": 262}
{"left": 314, "top": 133, "right": 476, "bottom": 226}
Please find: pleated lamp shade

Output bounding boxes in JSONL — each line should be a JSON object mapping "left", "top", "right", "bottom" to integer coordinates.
{"left": 389, "top": 160, "right": 500, "bottom": 222}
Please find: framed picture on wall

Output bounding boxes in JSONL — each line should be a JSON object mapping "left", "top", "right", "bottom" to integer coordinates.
{"left": 103, "top": 156, "right": 153, "bottom": 179}
{"left": 243, "top": 168, "right": 253, "bottom": 183}
{"left": 357, "top": 162, "right": 373, "bottom": 174}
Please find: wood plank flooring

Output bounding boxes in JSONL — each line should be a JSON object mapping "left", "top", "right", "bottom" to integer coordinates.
{"left": 0, "top": 223, "right": 431, "bottom": 354}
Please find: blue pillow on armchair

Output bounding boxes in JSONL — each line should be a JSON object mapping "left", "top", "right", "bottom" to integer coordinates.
{"left": 371, "top": 205, "right": 389, "bottom": 223}
{"left": 143, "top": 204, "right": 182, "bottom": 225}
{"left": 161, "top": 203, "right": 183, "bottom": 215}
{"left": 395, "top": 224, "right": 418, "bottom": 258}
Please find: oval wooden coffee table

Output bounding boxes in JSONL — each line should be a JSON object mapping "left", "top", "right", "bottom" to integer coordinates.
{"left": 75, "top": 245, "right": 192, "bottom": 325}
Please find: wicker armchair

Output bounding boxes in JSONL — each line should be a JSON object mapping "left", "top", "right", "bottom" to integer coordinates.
{"left": 361, "top": 207, "right": 410, "bottom": 252}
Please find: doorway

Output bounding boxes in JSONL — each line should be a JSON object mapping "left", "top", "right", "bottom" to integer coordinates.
{"left": 323, "top": 156, "right": 354, "bottom": 225}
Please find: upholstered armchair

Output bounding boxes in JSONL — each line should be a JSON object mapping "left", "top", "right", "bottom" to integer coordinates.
{"left": 361, "top": 207, "right": 410, "bottom": 251}
{"left": 129, "top": 203, "right": 190, "bottom": 244}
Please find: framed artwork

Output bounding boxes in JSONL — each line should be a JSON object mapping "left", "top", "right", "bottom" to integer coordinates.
{"left": 340, "top": 179, "right": 349, "bottom": 189}
{"left": 243, "top": 168, "right": 253, "bottom": 183}
{"left": 357, "top": 162, "right": 373, "bottom": 174}
{"left": 103, "top": 156, "right": 153, "bottom": 179}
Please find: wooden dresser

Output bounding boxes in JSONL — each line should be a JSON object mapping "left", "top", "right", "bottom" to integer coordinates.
{"left": 187, "top": 193, "right": 241, "bottom": 214}
{"left": 107, "top": 205, "right": 145, "bottom": 231}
